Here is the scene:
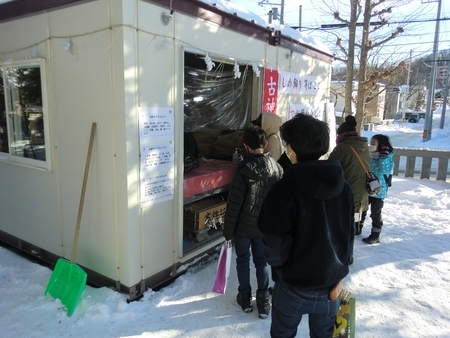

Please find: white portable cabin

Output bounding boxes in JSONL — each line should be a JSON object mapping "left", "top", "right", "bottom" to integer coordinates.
{"left": 0, "top": 0, "right": 333, "bottom": 301}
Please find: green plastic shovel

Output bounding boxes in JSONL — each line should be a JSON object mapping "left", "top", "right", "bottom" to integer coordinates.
{"left": 45, "top": 122, "right": 96, "bottom": 316}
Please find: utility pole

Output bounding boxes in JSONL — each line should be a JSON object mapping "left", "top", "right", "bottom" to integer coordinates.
{"left": 401, "top": 50, "right": 412, "bottom": 128}
{"left": 422, "top": 0, "right": 442, "bottom": 142}
{"left": 298, "top": 5, "right": 302, "bottom": 31}
{"left": 440, "top": 58, "right": 449, "bottom": 129}
{"left": 259, "top": 0, "right": 285, "bottom": 24}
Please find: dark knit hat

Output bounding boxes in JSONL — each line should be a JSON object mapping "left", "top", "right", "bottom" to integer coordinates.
{"left": 337, "top": 115, "right": 357, "bottom": 134}
{"left": 251, "top": 113, "right": 262, "bottom": 127}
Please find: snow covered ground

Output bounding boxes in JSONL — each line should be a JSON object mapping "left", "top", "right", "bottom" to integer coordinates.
{"left": 1, "top": 109, "right": 449, "bottom": 337}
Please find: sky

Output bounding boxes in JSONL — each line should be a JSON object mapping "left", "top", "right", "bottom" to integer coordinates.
{"left": 228, "top": 0, "right": 449, "bottom": 62}
{"left": 1, "top": 107, "right": 449, "bottom": 337}
{"left": 2, "top": 0, "right": 448, "bottom": 61}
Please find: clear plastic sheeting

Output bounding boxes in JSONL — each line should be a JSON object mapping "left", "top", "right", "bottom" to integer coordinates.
{"left": 184, "top": 61, "right": 253, "bottom": 132}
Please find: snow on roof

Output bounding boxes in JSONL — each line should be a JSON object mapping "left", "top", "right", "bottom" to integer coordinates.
{"left": 0, "top": 0, "right": 331, "bottom": 55}
{"left": 198, "top": 0, "right": 332, "bottom": 55}
{"left": 199, "top": 0, "right": 267, "bottom": 27}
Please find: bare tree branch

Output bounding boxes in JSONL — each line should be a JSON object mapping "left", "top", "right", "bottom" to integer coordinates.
{"left": 371, "top": 27, "right": 404, "bottom": 49}
{"left": 369, "top": 19, "right": 389, "bottom": 34}
{"left": 333, "top": 11, "right": 349, "bottom": 24}
{"left": 336, "top": 37, "right": 349, "bottom": 58}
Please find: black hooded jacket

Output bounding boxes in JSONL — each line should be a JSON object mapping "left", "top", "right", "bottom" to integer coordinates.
{"left": 257, "top": 160, "right": 354, "bottom": 290}
{"left": 223, "top": 153, "right": 283, "bottom": 240}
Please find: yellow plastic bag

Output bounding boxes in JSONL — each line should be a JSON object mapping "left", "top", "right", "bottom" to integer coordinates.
{"left": 333, "top": 290, "right": 356, "bottom": 338}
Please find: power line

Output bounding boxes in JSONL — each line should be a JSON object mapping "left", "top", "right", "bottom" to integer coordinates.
{"left": 318, "top": 17, "right": 449, "bottom": 29}
{"left": 404, "top": 30, "right": 450, "bottom": 36}
{"left": 384, "top": 39, "right": 450, "bottom": 47}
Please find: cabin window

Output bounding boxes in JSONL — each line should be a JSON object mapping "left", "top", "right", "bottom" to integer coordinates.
{"left": 183, "top": 52, "right": 253, "bottom": 132}
{"left": 0, "top": 59, "right": 49, "bottom": 169}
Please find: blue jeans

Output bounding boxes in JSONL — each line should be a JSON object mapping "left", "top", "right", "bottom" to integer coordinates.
{"left": 233, "top": 234, "right": 269, "bottom": 292}
{"left": 270, "top": 280, "right": 340, "bottom": 338}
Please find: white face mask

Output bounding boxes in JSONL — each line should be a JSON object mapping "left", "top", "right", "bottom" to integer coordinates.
{"left": 369, "top": 145, "right": 377, "bottom": 152}
{"left": 287, "top": 150, "right": 295, "bottom": 164}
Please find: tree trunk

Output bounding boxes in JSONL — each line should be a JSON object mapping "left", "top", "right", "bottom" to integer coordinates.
{"left": 355, "top": 0, "right": 372, "bottom": 133}
{"left": 344, "top": 0, "right": 358, "bottom": 117}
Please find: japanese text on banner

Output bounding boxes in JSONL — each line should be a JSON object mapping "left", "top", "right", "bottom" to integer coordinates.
{"left": 279, "top": 71, "right": 321, "bottom": 95}
{"left": 262, "top": 68, "right": 279, "bottom": 113}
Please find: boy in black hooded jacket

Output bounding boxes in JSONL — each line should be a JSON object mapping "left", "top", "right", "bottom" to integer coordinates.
{"left": 223, "top": 126, "right": 283, "bottom": 319}
{"left": 257, "top": 114, "right": 354, "bottom": 338}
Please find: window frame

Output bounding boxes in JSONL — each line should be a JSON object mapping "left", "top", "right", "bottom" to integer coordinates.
{"left": 0, "top": 58, "right": 51, "bottom": 171}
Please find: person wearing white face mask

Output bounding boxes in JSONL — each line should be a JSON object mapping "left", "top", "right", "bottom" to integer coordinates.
{"left": 277, "top": 139, "right": 292, "bottom": 172}
{"left": 368, "top": 144, "right": 378, "bottom": 153}
{"left": 361, "top": 134, "right": 394, "bottom": 244}
{"left": 257, "top": 113, "right": 354, "bottom": 338}
{"left": 328, "top": 115, "right": 371, "bottom": 264}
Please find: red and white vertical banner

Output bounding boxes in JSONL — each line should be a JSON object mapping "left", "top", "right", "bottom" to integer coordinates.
{"left": 262, "top": 68, "right": 279, "bottom": 113}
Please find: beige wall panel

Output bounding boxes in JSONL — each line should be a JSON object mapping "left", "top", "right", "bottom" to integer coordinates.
{"left": 0, "top": 164, "right": 61, "bottom": 253}
{"left": 116, "top": 0, "right": 137, "bottom": 27}
{"left": 136, "top": 1, "right": 172, "bottom": 38}
{"left": 48, "top": 0, "right": 110, "bottom": 37}
{"left": 140, "top": 201, "right": 176, "bottom": 276}
{"left": 0, "top": 16, "right": 61, "bottom": 254}
{"left": 50, "top": 28, "right": 118, "bottom": 280}
{"left": 116, "top": 24, "right": 146, "bottom": 286}
{"left": 137, "top": 3, "right": 178, "bottom": 275}
{"left": 174, "top": 19, "right": 266, "bottom": 63}
{"left": 135, "top": 7, "right": 267, "bottom": 65}
{"left": 0, "top": 13, "right": 48, "bottom": 56}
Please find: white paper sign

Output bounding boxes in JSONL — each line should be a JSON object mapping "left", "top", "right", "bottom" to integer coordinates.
{"left": 290, "top": 104, "right": 324, "bottom": 121}
{"left": 279, "top": 71, "right": 321, "bottom": 95}
{"left": 138, "top": 107, "right": 175, "bottom": 207}
{"left": 139, "top": 107, "right": 174, "bottom": 140}
{"left": 140, "top": 171, "right": 174, "bottom": 207}
{"left": 141, "top": 143, "right": 174, "bottom": 171}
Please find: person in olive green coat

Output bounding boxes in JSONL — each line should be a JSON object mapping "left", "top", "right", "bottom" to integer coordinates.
{"left": 328, "top": 115, "right": 371, "bottom": 264}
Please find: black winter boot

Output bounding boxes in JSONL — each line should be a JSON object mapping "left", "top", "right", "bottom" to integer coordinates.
{"left": 362, "top": 232, "right": 380, "bottom": 244}
{"left": 237, "top": 288, "right": 253, "bottom": 313}
{"left": 355, "top": 221, "right": 364, "bottom": 235}
{"left": 256, "top": 290, "right": 271, "bottom": 319}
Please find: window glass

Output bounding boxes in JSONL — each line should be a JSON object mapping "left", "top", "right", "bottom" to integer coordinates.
{"left": 1, "top": 63, "right": 46, "bottom": 163}
{"left": 0, "top": 73, "right": 7, "bottom": 153}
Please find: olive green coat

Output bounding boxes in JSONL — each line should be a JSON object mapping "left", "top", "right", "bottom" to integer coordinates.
{"left": 329, "top": 136, "right": 371, "bottom": 214}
